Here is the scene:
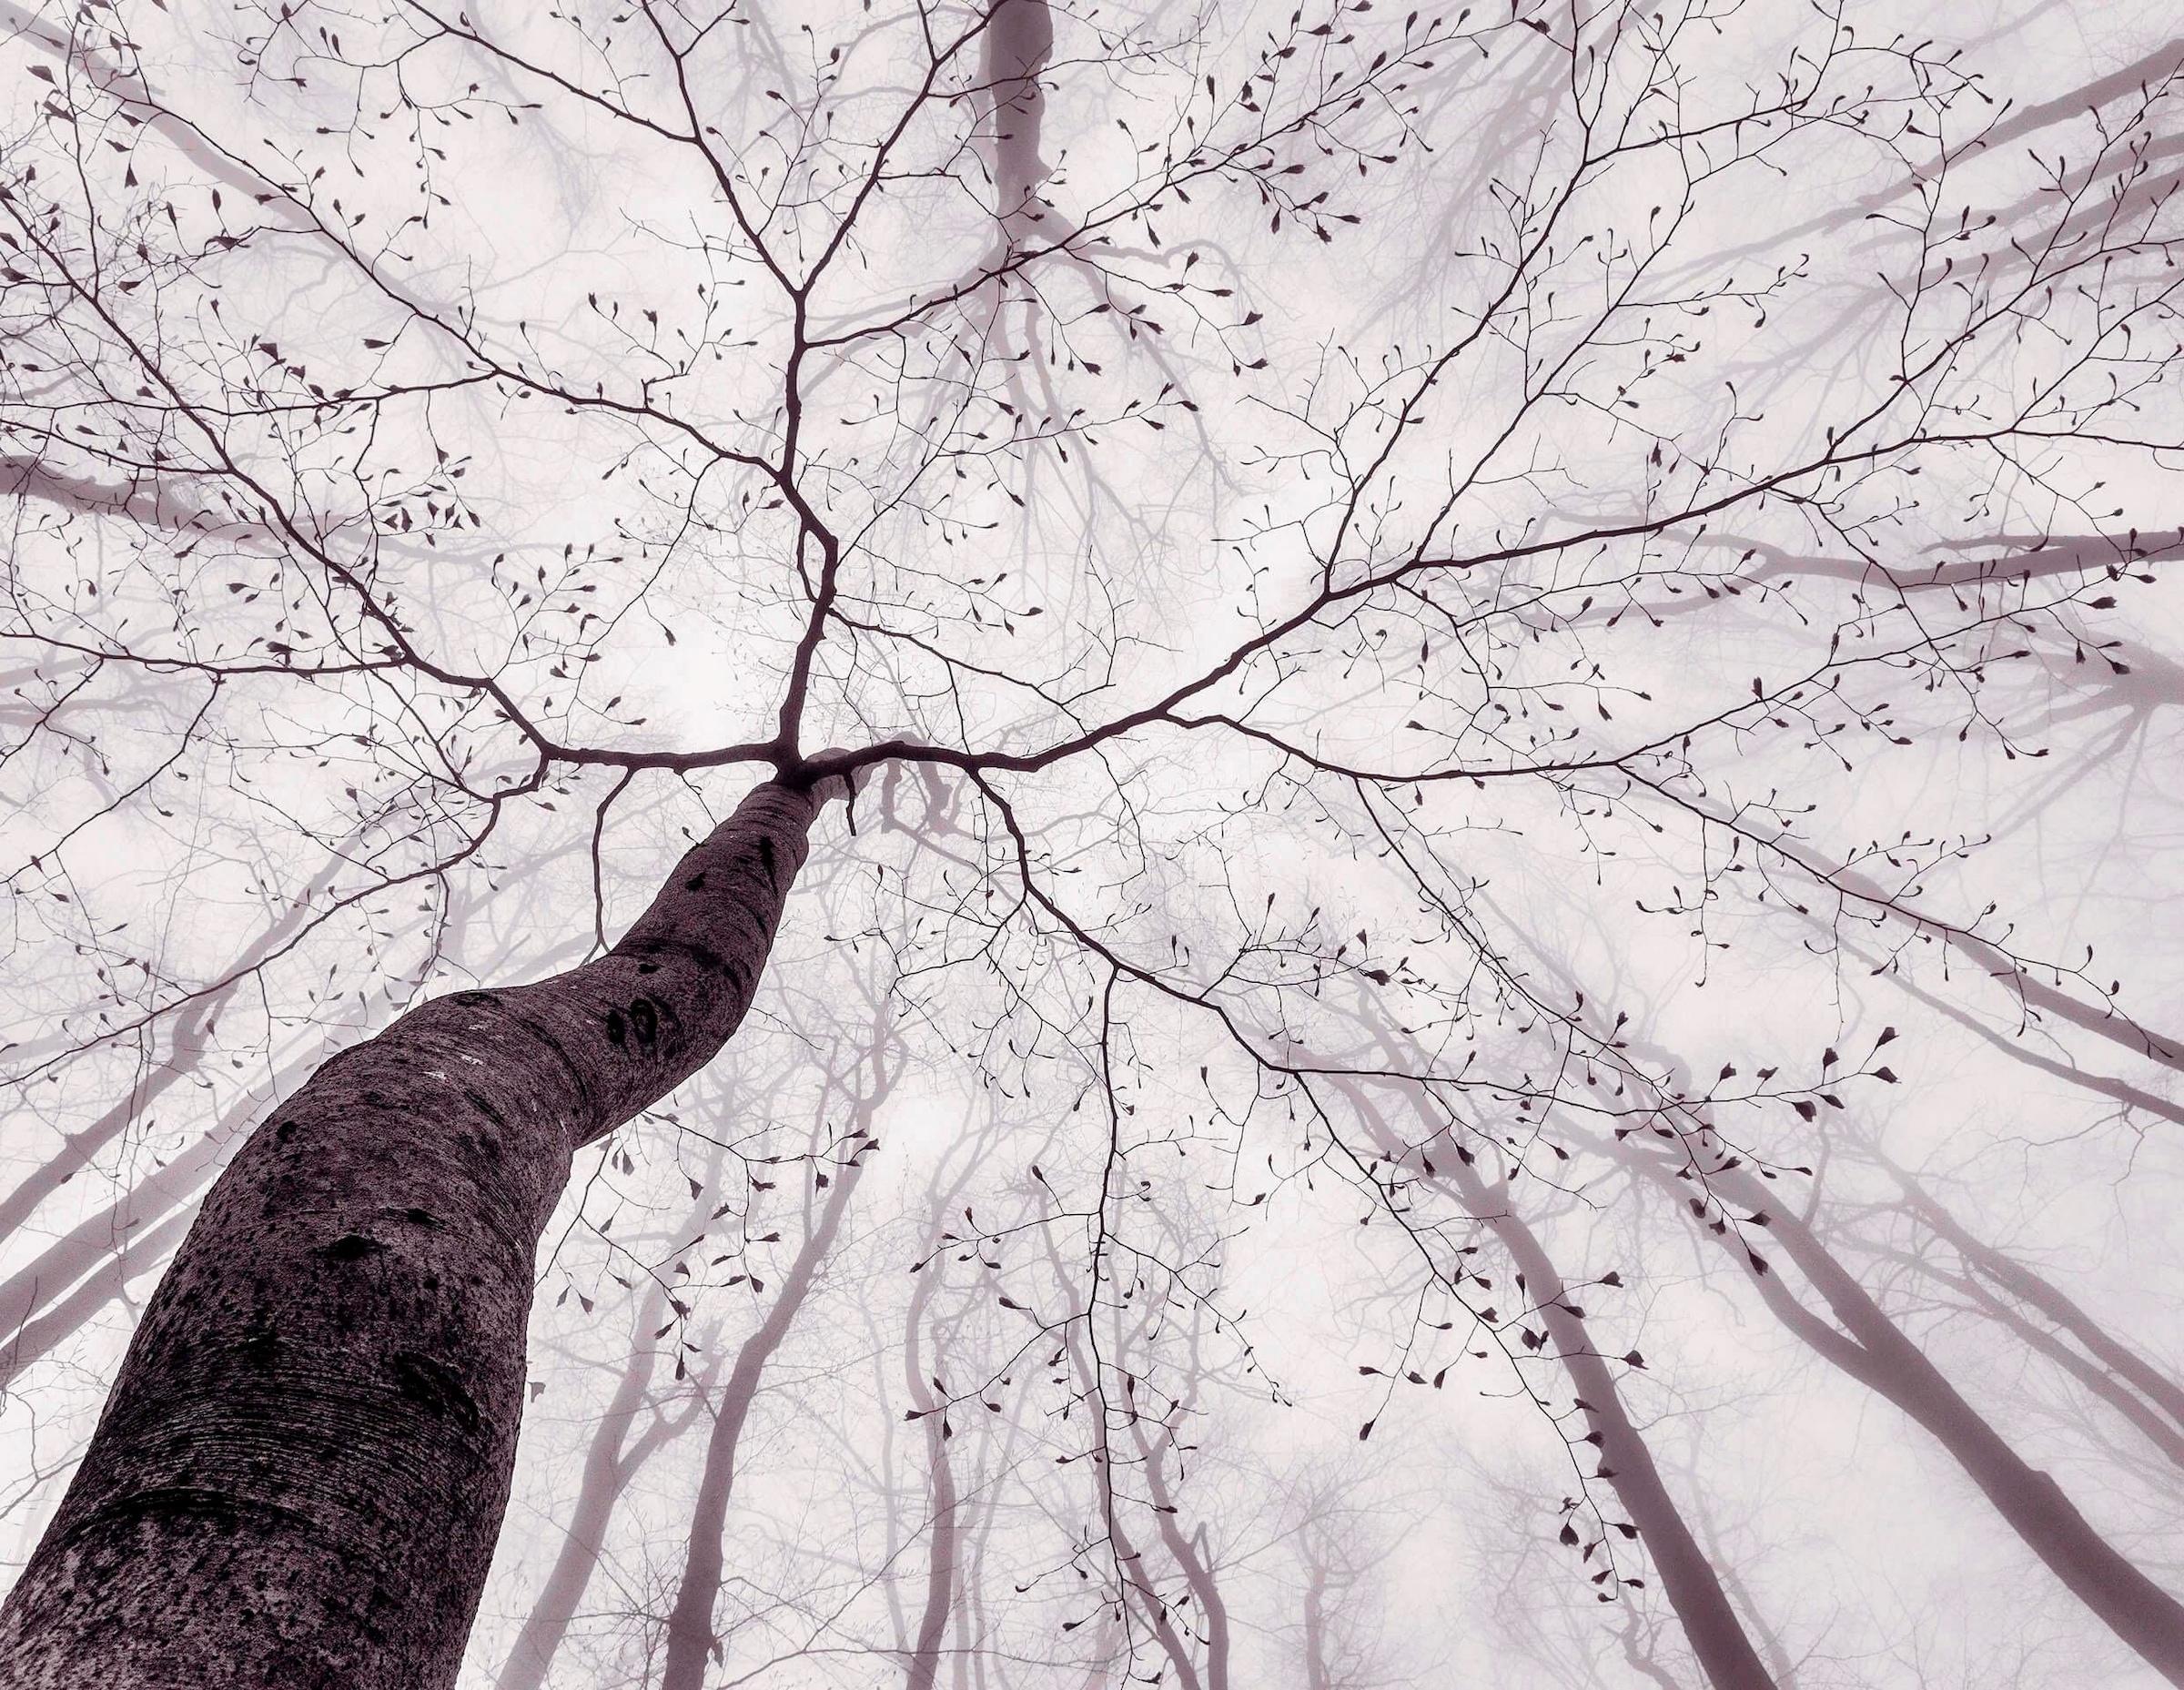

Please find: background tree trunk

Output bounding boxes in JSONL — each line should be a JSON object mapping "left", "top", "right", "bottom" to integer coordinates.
{"left": 1436, "top": 1157, "right": 1780, "bottom": 1690}
{"left": 1611, "top": 1132, "right": 2184, "bottom": 1687}
{"left": 656, "top": 1108, "right": 873, "bottom": 1690}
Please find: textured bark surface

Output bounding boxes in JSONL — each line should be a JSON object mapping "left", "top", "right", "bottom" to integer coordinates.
{"left": 0, "top": 780, "right": 827, "bottom": 1690}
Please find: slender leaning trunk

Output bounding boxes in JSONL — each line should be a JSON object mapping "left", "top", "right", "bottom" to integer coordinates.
{"left": 1615, "top": 1135, "right": 2184, "bottom": 1687}
{"left": 497, "top": 1213, "right": 719, "bottom": 1690}
{"left": 1437, "top": 1158, "right": 1779, "bottom": 1690}
{"left": 0, "top": 778, "right": 834, "bottom": 1690}
{"left": 1337, "top": 1079, "right": 1779, "bottom": 1690}
{"left": 656, "top": 1135, "right": 868, "bottom": 1690}
{"left": 1132, "top": 1422, "right": 1232, "bottom": 1690}
{"left": 902, "top": 1259, "right": 961, "bottom": 1690}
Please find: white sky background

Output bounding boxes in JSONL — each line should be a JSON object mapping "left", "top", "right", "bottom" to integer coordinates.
{"left": 1, "top": 0, "right": 2181, "bottom": 1685}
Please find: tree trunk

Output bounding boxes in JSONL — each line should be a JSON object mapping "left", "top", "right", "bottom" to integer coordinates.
{"left": 1883, "top": 1157, "right": 2184, "bottom": 1435}
{"left": 902, "top": 1265, "right": 962, "bottom": 1690}
{"left": 0, "top": 777, "right": 833, "bottom": 1690}
{"left": 496, "top": 1211, "right": 718, "bottom": 1690}
{"left": 1339, "top": 1080, "right": 1778, "bottom": 1690}
{"left": 1131, "top": 1422, "right": 1232, "bottom": 1690}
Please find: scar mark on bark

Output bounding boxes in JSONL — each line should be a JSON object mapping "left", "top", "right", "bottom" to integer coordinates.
{"left": 684, "top": 872, "right": 707, "bottom": 892}
{"left": 759, "top": 836, "right": 777, "bottom": 887}
{"left": 390, "top": 1351, "right": 480, "bottom": 1432}
{"left": 462, "top": 1088, "right": 508, "bottom": 1128}
{"left": 628, "top": 998, "right": 658, "bottom": 1046}
{"left": 625, "top": 937, "right": 726, "bottom": 974}
{"left": 605, "top": 1007, "right": 627, "bottom": 1046}
{"left": 319, "top": 1234, "right": 386, "bottom": 1264}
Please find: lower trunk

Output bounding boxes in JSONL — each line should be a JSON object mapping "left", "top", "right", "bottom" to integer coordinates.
{"left": 0, "top": 778, "right": 830, "bottom": 1690}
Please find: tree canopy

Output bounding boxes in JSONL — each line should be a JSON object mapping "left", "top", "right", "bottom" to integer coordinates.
{"left": 2, "top": 0, "right": 2181, "bottom": 1685}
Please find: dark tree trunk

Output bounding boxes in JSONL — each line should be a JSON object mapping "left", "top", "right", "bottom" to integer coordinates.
{"left": 0, "top": 778, "right": 833, "bottom": 1690}
{"left": 1339, "top": 1080, "right": 1778, "bottom": 1690}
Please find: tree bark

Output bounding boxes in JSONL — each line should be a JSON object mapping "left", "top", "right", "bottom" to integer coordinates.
{"left": 0, "top": 777, "right": 834, "bottom": 1690}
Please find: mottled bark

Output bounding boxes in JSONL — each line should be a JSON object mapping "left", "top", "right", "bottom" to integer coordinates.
{"left": 656, "top": 1127, "right": 871, "bottom": 1690}
{"left": 0, "top": 778, "right": 834, "bottom": 1690}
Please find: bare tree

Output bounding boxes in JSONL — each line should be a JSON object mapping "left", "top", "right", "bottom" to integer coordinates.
{"left": 0, "top": 1, "right": 2179, "bottom": 1686}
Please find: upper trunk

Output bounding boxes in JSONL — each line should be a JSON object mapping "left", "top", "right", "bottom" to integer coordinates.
{"left": 0, "top": 778, "right": 831, "bottom": 1690}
